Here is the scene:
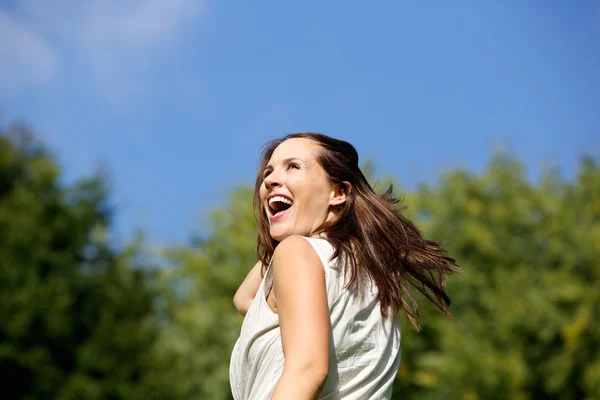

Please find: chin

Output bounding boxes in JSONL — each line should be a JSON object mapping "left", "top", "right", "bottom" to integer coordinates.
{"left": 269, "top": 230, "right": 289, "bottom": 242}
{"left": 269, "top": 226, "right": 296, "bottom": 242}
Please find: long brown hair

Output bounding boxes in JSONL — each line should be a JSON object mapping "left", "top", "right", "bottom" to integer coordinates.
{"left": 253, "top": 132, "right": 459, "bottom": 330}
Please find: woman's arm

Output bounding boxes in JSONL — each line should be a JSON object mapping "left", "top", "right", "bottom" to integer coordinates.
{"left": 270, "top": 236, "right": 330, "bottom": 400}
{"left": 233, "top": 260, "right": 263, "bottom": 316}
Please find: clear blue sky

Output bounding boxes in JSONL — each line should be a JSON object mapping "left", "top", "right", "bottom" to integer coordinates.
{"left": 1, "top": 1, "right": 599, "bottom": 244}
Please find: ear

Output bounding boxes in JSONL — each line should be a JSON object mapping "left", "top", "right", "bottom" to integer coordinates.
{"left": 329, "top": 181, "right": 351, "bottom": 206}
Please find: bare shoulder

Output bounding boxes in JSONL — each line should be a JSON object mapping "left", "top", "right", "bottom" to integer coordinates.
{"left": 270, "top": 236, "right": 326, "bottom": 315}
{"left": 272, "top": 235, "right": 321, "bottom": 268}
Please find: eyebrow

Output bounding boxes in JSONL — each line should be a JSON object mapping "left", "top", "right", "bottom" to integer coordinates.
{"left": 264, "top": 157, "right": 303, "bottom": 172}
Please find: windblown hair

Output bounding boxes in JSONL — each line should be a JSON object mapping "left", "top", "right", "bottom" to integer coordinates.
{"left": 253, "top": 132, "right": 459, "bottom": 330}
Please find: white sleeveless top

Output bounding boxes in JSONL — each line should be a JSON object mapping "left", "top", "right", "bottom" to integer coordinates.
{"left": 230, "top": 236, "right": 402, "bottom": 399}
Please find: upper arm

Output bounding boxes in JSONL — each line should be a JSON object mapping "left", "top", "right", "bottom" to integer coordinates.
{"left": 233, "top": 260, "right": 263, "bottom": 316}
{"left": 272, "top": 236, "right": 330, "bottom": 375}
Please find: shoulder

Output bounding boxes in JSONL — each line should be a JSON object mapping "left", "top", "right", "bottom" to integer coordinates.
{"left": 273, "top": 235, "right": 316, "bottom": 258}
{"left": 272, "top": 236, "right": 328, "bottom": 318}
{"left": 272, "top": 236, "right": 322, "bottom": 272}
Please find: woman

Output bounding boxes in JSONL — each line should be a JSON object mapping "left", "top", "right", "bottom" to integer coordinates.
{"left": 230, "top": 133, "right": 458, "bottom": 399}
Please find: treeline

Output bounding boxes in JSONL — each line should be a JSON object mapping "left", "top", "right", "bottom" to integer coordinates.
{"left": 1, "top": 124, "right": 598, "bottom": 399}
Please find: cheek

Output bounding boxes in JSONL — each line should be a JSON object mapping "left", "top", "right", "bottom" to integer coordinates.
{"left": 259, "top": 186, "right": 269, "bottom": 215}
{"left": 304, "top": 187, "right": 331, "bottom": 214}
{"left": 259, "top": 184, "right": 267, "bottom": 199}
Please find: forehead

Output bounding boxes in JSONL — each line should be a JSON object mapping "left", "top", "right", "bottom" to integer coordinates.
{"left": 268, "top": 138, "right": 321, "bottom": 163}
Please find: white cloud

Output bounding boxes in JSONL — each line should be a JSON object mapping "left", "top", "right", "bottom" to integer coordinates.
{"left": 81, "top": 0, "right": 198, "bottom": 47}
{"left": 0, "top": 11, "right": 57, "bottom": 95}
{"left": 1, "top": 0, "right": 202, "bottom": 102}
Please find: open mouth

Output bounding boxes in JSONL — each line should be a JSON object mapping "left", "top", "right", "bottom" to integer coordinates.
{"left": 268, "top": 195, "right": 293, "bottom": 219}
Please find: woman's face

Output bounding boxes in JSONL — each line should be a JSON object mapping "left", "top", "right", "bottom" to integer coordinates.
{"left": 259, "top": 138, "right": 345, "bottom": 242}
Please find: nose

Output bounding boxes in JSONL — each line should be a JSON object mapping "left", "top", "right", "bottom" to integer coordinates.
{"left": 264, "top": 170, "right": 282, "bottom": 189}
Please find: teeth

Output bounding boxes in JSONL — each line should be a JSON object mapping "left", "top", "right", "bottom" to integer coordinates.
{"left": 268, "top": 196, "right": 293, "bottom": 207}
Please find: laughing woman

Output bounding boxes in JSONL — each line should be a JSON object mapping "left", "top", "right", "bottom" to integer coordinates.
{"left": 230, "top": 133, "right": 458, "bottom": 399}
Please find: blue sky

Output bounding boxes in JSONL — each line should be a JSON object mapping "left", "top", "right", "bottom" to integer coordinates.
{"left": 1, "top": 1, "right": 599, "bottom": 245}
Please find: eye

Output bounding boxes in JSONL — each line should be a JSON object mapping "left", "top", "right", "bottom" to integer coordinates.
{"left": 288, "top": 162, "right": 300, "bottom": 170}
{"left": 262, "top": 170, "right": 272, "bottom": 180}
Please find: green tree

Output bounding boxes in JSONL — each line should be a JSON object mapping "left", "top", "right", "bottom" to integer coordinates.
{"left": 0, "top": 124, "right": 175, "bottom": 399}
{"left": 392, "top": 153, "right": 600, "bottom": 400}
{"left": 164, "top": 152, "right": 599, "bottom": 399}
{"left": 158, "top": 186, "right": 257, "bottom": 399}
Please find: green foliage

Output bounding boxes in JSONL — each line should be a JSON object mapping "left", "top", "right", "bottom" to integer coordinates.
{"left": 156, "top": 186, "right": 257, "bottom": 399}
{"left": 392, "top": 152, "right": 600, "bottom": 400}
{"left": 0, "top": 124, "right": 175, "bottom": 400}
{"left": 161, "top": 152, "right": 599, "bottom": 399}
{"left": 3, "top": 122, "right": 597, "bottom": 399}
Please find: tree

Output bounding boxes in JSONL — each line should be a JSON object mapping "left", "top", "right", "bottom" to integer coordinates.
{"left": 164, "top": 151, "right": 599, "bottom": 399}
{"left": 392, "top": 153, "right": 600, "bottom": 400}
{"left": 157, "top": 186, "right": 257, "bottom": 399}
{"left": 0, "top": 124, "right": 175, "bottom": 399}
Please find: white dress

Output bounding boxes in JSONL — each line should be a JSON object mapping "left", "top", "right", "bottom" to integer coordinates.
{"left": 230, "top": 235, "right": 402, "bottom": 399}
